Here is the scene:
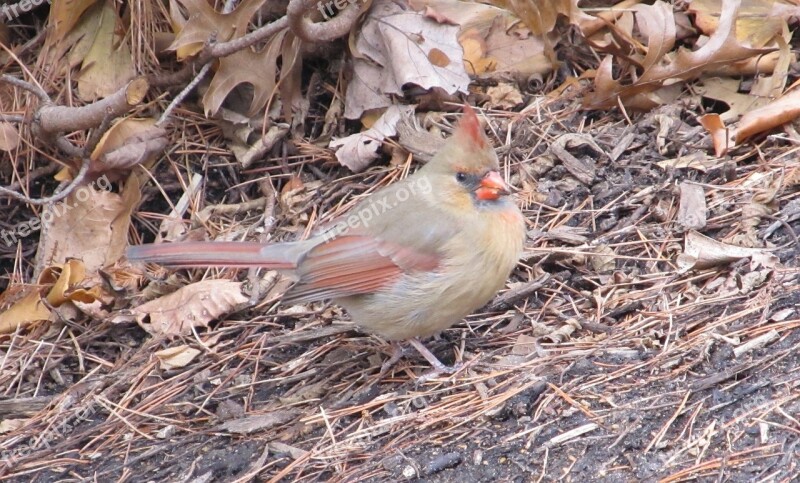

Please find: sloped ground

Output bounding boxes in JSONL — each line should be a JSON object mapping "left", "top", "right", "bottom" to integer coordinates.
{"left": 1, "top": 96, "right": 799, "bottom": 482}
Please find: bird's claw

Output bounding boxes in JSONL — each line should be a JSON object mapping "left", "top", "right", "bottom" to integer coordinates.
{"left": 378, "top": 342, "right": 409, "bottom": 376}
{"left": 378, "top": 339, "right": 465, "bottom": 382}
{"left": 417, "top": 361, "right": 464, "bottom": 384}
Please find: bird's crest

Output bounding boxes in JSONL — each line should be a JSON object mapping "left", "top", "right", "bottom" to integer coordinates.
{"left": 454, "top": 104, "right": 488, "bottom": 149}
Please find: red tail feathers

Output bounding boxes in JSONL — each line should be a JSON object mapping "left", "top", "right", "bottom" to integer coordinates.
{"left": 126, "top": 241, "right": 300, "bottom": 269}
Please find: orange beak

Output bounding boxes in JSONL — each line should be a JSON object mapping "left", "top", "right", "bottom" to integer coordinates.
{"left": 475, "top": 171, "right": 511, "bottom": 201}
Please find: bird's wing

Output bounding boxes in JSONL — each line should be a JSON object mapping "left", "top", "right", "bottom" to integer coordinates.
{"left": 282, "top": 235, "right": 440, "bottom": 304}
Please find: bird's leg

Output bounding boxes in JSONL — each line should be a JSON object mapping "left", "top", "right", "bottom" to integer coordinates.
{"left": 379, "top": 341, "right": 408, "bottom": 376}
{"left": 408, "top": 338, "right": 463, "bottom": 378}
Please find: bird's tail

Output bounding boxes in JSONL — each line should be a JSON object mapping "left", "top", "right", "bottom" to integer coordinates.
{"left": 126, "top": 241, "right": 307, "bottom": 269}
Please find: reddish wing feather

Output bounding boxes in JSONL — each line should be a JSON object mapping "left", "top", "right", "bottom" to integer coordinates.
{"left": 283, "top": 235, "right": 440, "bottom": 304}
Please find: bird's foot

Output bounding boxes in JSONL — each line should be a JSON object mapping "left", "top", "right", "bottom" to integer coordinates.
{"left": 379, "top": 341, "right": 409, "bottom": 376}
{"left": 378, "top": 338, "right": 464, "bottom": 381}
{"left": 417, "top": 362, "right": 465, "bottom": 384}
{"left": 408, "top": 338, "right": 463, "bottom": 382}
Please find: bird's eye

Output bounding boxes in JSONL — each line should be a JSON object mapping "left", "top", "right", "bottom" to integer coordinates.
{"left": 455, "top": 172, "right": 467, "bottom": 183}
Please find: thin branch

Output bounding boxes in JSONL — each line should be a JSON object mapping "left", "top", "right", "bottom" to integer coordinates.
{"left": 149, "top": 18, "right": 291, "bottom": 89}
{"left": 0, "top": 158, "right": 91, "bottom": 205}
{"left": 157, "top": 62, "right": 213, "bottom": 127}
{"left": 36, "top": 77, "right": 149, "bottom": 134}
{"left": 0, "top": 114, "right": 25, "bottom": 123}
{"left": 209, "top": 13, "right": 289, "bottom": 57}
{"left": 286, "top": 0, "right": 361, "bottom": 42}
{"left": 0, "top": 74, "right": 49, "bottom": 103}
{"left": 149, "top": 0, "right": 357, "bottom": 90}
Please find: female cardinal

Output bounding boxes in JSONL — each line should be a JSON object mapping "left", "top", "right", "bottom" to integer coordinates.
{"left": 127, "top": 105, "right": 526, "bottom": 375}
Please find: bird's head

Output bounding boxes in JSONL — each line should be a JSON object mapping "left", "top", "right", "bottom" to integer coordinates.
{"left": 422, "top": 105, "right": 512, "bottom": 211}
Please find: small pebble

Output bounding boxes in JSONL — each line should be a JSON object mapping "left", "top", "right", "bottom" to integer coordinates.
{"left": 423, "top": 452, "right": 462, "bottom": 475}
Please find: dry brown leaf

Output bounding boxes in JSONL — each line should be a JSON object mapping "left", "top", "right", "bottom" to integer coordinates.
{"left": 76, "top": 2, "right": 134, "bottom": 101}
{"left": 698, "top": 113, "right": 733, "bottom": 157}
{"left": 632, "top": 1, "right": 676, "bottom": 72}
{"left": 330, "top": 105, "right": 415, "bottom": 172}
{"left": 169, "top": 0, "right": 266, "bottom": 59}
{"left": 203, "top": 30, "right": 291, "bottom": 116}
{"left": 656, "top": 152, "right": 719, "bottom": 172}
{"left": 688, "top": 0, "right": 794, "bottom": 47}
{"left": 694, "top": 77, "right": 767, "bottom": 123}
{"left": 90, "top": 118, "right": 168, "bottom": 173}
{"left": 344, "top": 0, "right": 470, "bottom": 119}
{"left": 586, "top": 0, "right": 775, "bottom": 110}
{"left": 677, "top": 182, "right": 707, "bottom": 231}
{"left": 589, "top": 245, "right": 615, "bottom": 273}
{"left": 487, "top": 0, "right": 591, "bottom": 36}
{"left": 279, "top": 33, "right": 304, "bottom": 127}
{"left": 40, "top": 259, "right": 90, "bottom": 305}
{"left": 0, "top": 122, "right": 20, "bottom": 151}
{"left": 734, "top": 87, "right": 800, "bottom": 143}
{"left": 0, "top": 289, "right": 50, "bottom": 334}
{"left": 462, "top": 16, "right": 550, "bottom": 78}
{"left": 34, "top": 174, "right": 141, "bottom": 276}
{"left": 511, "top": 333, "right": 538, "bottom": 355}
{"left": 486, "top": 83, "right": 524, "bottom": 109}
{"left": 411, "top": 0, "right": 553, "bottom": 78}
{"left": 155, "top": 345, "right": 202, "bottom": 370}
{"left": 281, "top": 175, "right": 305, "bottom": 202}
{"left": 749, "top": 30, "right": 793, "bottom": 98}
{"left": 0, "top": 260, "right": 102, "bottom": 334}
{"left": 127, "top": 280, "right": 249, "bottom": 337}
{"left": 677, "top": 230, "right": 771, "bottom": 271}
{"left": 45, "top": 0, "right": 98, "bottom": 46}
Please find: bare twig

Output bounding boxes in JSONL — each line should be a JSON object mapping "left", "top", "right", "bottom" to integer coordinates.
{"left": 286, "top": 0, "right": 361, "bottom": 42}
{"left": 158, "top": 62, "right": 213, "bottom": 127}
{"left": 0, "top": 158, "right": 91, "bottom": 205}
{"left": 0, "top": 74, "right": 48, "bottom": 102}
{"left": 36, "top": 77, "right": 149, "bottom": 134}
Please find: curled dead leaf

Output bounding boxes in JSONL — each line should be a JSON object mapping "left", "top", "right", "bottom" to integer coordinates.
{"left": 0, "top": 260, "right": 103, "bottom": 334}
{"left": 122, "top": 279, "right": 249, "bottom": 337}
{"left": 345, "top": 0, "right": 469, "bottom": 119}
{"left": 586, "top": 0, "right": 775, "bottom": 110}
{"left": 677, "top": 230, "right": 774, "bottom": 272}
{"left": 699, "top": 114, "right": 733, "bottom": 157}
{"left": 735, "top": 87, "right": 800, "bottom": 144}
{"left": 331, "top": 105, "right": 415, "bottom": 171}
{"left": 548, "top": 134, "right": 602, "bottom": 185}
{"left": 91, "top": 118, "right": 168, "bottom": 173}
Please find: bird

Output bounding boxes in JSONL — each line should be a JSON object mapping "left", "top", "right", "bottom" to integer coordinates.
{"left": 127, "top": 105, "right": 526, "bottom": 376}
